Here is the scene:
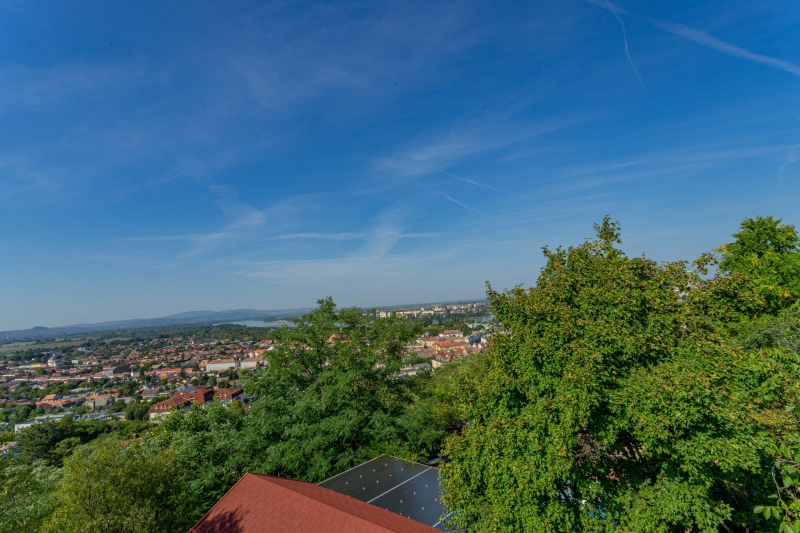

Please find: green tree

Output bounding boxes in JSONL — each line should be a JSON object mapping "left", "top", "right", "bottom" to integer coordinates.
{"left": 47, "top": 437, "right": 188, "bottom": 533}
{"left": 109, "top": 399, "right": 127, "bottom": 413}
{"left": 0, "top": 459, "right": 60, "bottom": 533}
{"left": 741, "top": 310, "right": 800, "bottom": 532}
{"left": 738, "top": 310, "right": 800, "bottom": 354}
{"left": 440, "top": 217, "right": 770, "bottom": 532}
{"left": 15, "top": 417, "right": 85, "bottom": 467}
{"left": 51, "top": 436, "right": 82, "bottom": 464}
{"left": 399, "top": 355, "right": 480, "bottom": 457}
{"left": 9, "top": 404, "right": 31, "bottom": 424}
{"left": 124, "top": 400, "right": 151, "bottom": 421}
{"left": 749, "top": 347, "right": 800, "bottom": 532}
{"left": 116, "top": 381, "right": 139, "bottom": 396}
{"left": 718, "top": 215, "right": 800, "bottom": 313}
{"left": 243, "top": 297, "right": 425, "bottom": 481}
{"left": 14, "top": 417, "right": 149, "bottom": 467}
{"left": 151, "top": 401, "right": 250, "bottom": 527}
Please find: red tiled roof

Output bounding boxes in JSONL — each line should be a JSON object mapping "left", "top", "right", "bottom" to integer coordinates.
{"left": 148, "top": 397, "right": 190, "bottom": 413}
{"left": 434, "top": 341, "right": 468, "bottom": 349}
{"left": 190, "top": 472, "right": 439, "bottom": 533}
{"left": 215, "top": 387, "right": 243, "bottom": 400}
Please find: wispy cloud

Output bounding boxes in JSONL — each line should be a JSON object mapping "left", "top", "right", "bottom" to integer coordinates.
{"left": 649, "top": 20, "right": 800, "bottom": 76}
{"left": 276, "top": 232, "right": 367, "bottom": 240}
{"left": 121, "top": 181, "right": 320, "bottom": 260}
{"left": 235, "top": 247, "right": 461, "bottom": 285}
{"left": 445, "top": 172, "right": 516, "bottom": 195}
{"left": 441, "top": 193, "right": 486, "bottom": 214}
{"left": 582, "top": 0, "right": 800, "bottom": 77}
{"left": 0, "top": 63, "right": 148, "bottom": 114}
{"left": 231, "top": 3, "right": 484, "bottom": 110}
{"left": 375, "top": 115, "right": 585, "bottom": 179}
{"left": 275, "top": 231, "right": 435, "bottom": 241}
{"left": 234, "top": 209, "right": 448, "bottom": 286}
{"left": 604, "top": 0, "right": 647, "bottom": 93}
{"left": 778, "top": 150, "right": 797, "bottom": 177}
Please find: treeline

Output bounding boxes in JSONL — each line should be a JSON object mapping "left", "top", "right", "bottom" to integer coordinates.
{"left": 2, "top": 215, "right": 800, "bottom": 532}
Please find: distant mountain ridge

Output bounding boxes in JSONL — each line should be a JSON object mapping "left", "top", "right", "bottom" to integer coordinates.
{"left": 1, "top": 297, "right": 487, "bottom": 342}
{"left": 0, "top": 308, "right": 311, "bottom": 341}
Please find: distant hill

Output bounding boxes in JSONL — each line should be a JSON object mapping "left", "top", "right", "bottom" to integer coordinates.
{"left": 0, "top": 308, "right": 311, "bottom": 341}
{"left": 0, "top": 297, "right": 488, "bottom": 343}
{"left": 162, "top": 311, "right": 218, "bottom": 319}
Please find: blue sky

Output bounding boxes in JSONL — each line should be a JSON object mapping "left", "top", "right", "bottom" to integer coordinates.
{"left": 1, "top": 0, "right": 799, "bottom": 330}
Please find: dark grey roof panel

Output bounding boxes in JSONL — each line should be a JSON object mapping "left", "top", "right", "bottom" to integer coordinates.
{"left": 368, "top": 468, "right": 447, "bottom": 527}
{"left": 319, "top": 455, "right": 429, "bottom": 502}
{"left": 319, "top": 455, "right": 452, "bottom": 530}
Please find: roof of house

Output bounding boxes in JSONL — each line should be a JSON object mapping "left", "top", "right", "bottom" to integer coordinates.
{"left": 190, "top": 472, "right": 439, "bottom": 533}
{"left": 215, "top": 387, "right": 243, "bottom": 399}
{"left": 174, "top": 386, "right": 213, "bottom": 396}
{"left": 173, "top": 387, "right": 215, "bottom": 403}
{"left": 148, "top": 397, "right": 190, "bottom": 413}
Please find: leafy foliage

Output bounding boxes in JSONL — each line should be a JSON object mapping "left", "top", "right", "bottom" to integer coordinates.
{"left": 46, "top": 436, "right": 187, "bottom": 533}
{"left": 149, "top": 401, "right": 251, "bottom": 527}
{"left": 243, "top": 297, "right": 429, "bottom": 480}
{"left": 440, "top": 217, "right": 773, "bottom": 532}
{"left": 718, "top": 215, "right": 800, "bottom": 313}
{"left": 750, "top": 346, "right": 800, "bottom": 532}
{"left": 0, "top": 460, "right": 60, "bottom": 533}
{"left": 14, "top": 416, "right": 150, "bottom": 467}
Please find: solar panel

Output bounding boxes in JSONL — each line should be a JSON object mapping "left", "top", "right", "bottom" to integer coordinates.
{"left": 319, "top": 455, "right": 453, "bottom": 530}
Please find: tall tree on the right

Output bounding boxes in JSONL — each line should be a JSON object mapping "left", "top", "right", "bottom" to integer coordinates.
{"left": 439, "top": 216, "right": 780, "bottom": 532}
{"left": 717, "top": 215, "right": 800, "bottom": 314}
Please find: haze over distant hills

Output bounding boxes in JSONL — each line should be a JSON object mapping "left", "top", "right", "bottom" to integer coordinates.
{"left": 0, "top": 308, "right": 311, "bottom": 341}
{"left": 0, "top": 299, "right": 487, "bottom": 341}
{"left": 0, "top": 299, "right": 488, "bottom": 341}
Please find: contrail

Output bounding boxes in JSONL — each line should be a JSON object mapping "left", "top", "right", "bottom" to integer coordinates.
{"left": 444, "top": 172, "right": 515, "bottom": 194}
{"left": 580, "top": 0, "right": 800, "bottom": 77}
{"left": 441, "top": 193, "right": 486, "bottom": 214}
{"left": 650, "top": 19, "right": 800, "bottom": 77}
{"left": 606, "top": 0, "right": 647, "bottom": 93}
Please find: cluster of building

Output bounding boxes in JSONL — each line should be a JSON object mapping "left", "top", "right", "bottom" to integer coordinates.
{"left": 0, "top": 336, "right": 274, "bottom": 397}
{"left": 4, "top": 382, "right": 250, "bottom": 432}
{"left": 2, "top": 312, "right": 494, "bottom": 435}
{"left": 147, "top": 384, "right": 245, "bottom": 421}
{"left": 376, "top": 300, "right": 490, "bottom": 319}
{"left": 407, "top": 330, "right": 490, "bottom": 366}
{"left": 12, "top": 410, "right": 127, "bottom": 433}
{"left": 0, "top": 336, "right": 277, "bottom": 433}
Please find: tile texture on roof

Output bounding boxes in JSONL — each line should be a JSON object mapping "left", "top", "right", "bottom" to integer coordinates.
{"left": 190, "top": 472, "right": 439, "bottom": 533}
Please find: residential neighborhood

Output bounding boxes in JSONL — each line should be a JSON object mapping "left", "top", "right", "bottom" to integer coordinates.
{"left": 1, "top": 307, "right": 494, "bottom": 433}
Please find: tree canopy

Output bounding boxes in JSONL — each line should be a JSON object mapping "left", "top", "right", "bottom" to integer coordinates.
{"left": 440, "top": 217, "right": 791, "bottom": 532}
{"left": 243, "top": 297, "right": 430, "bottom": 480}
{"left": 718, "top": 215, "right": 800, "bottom": 313}
{"left": 46, "top": 437, "right": 186, "bottom": 533}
